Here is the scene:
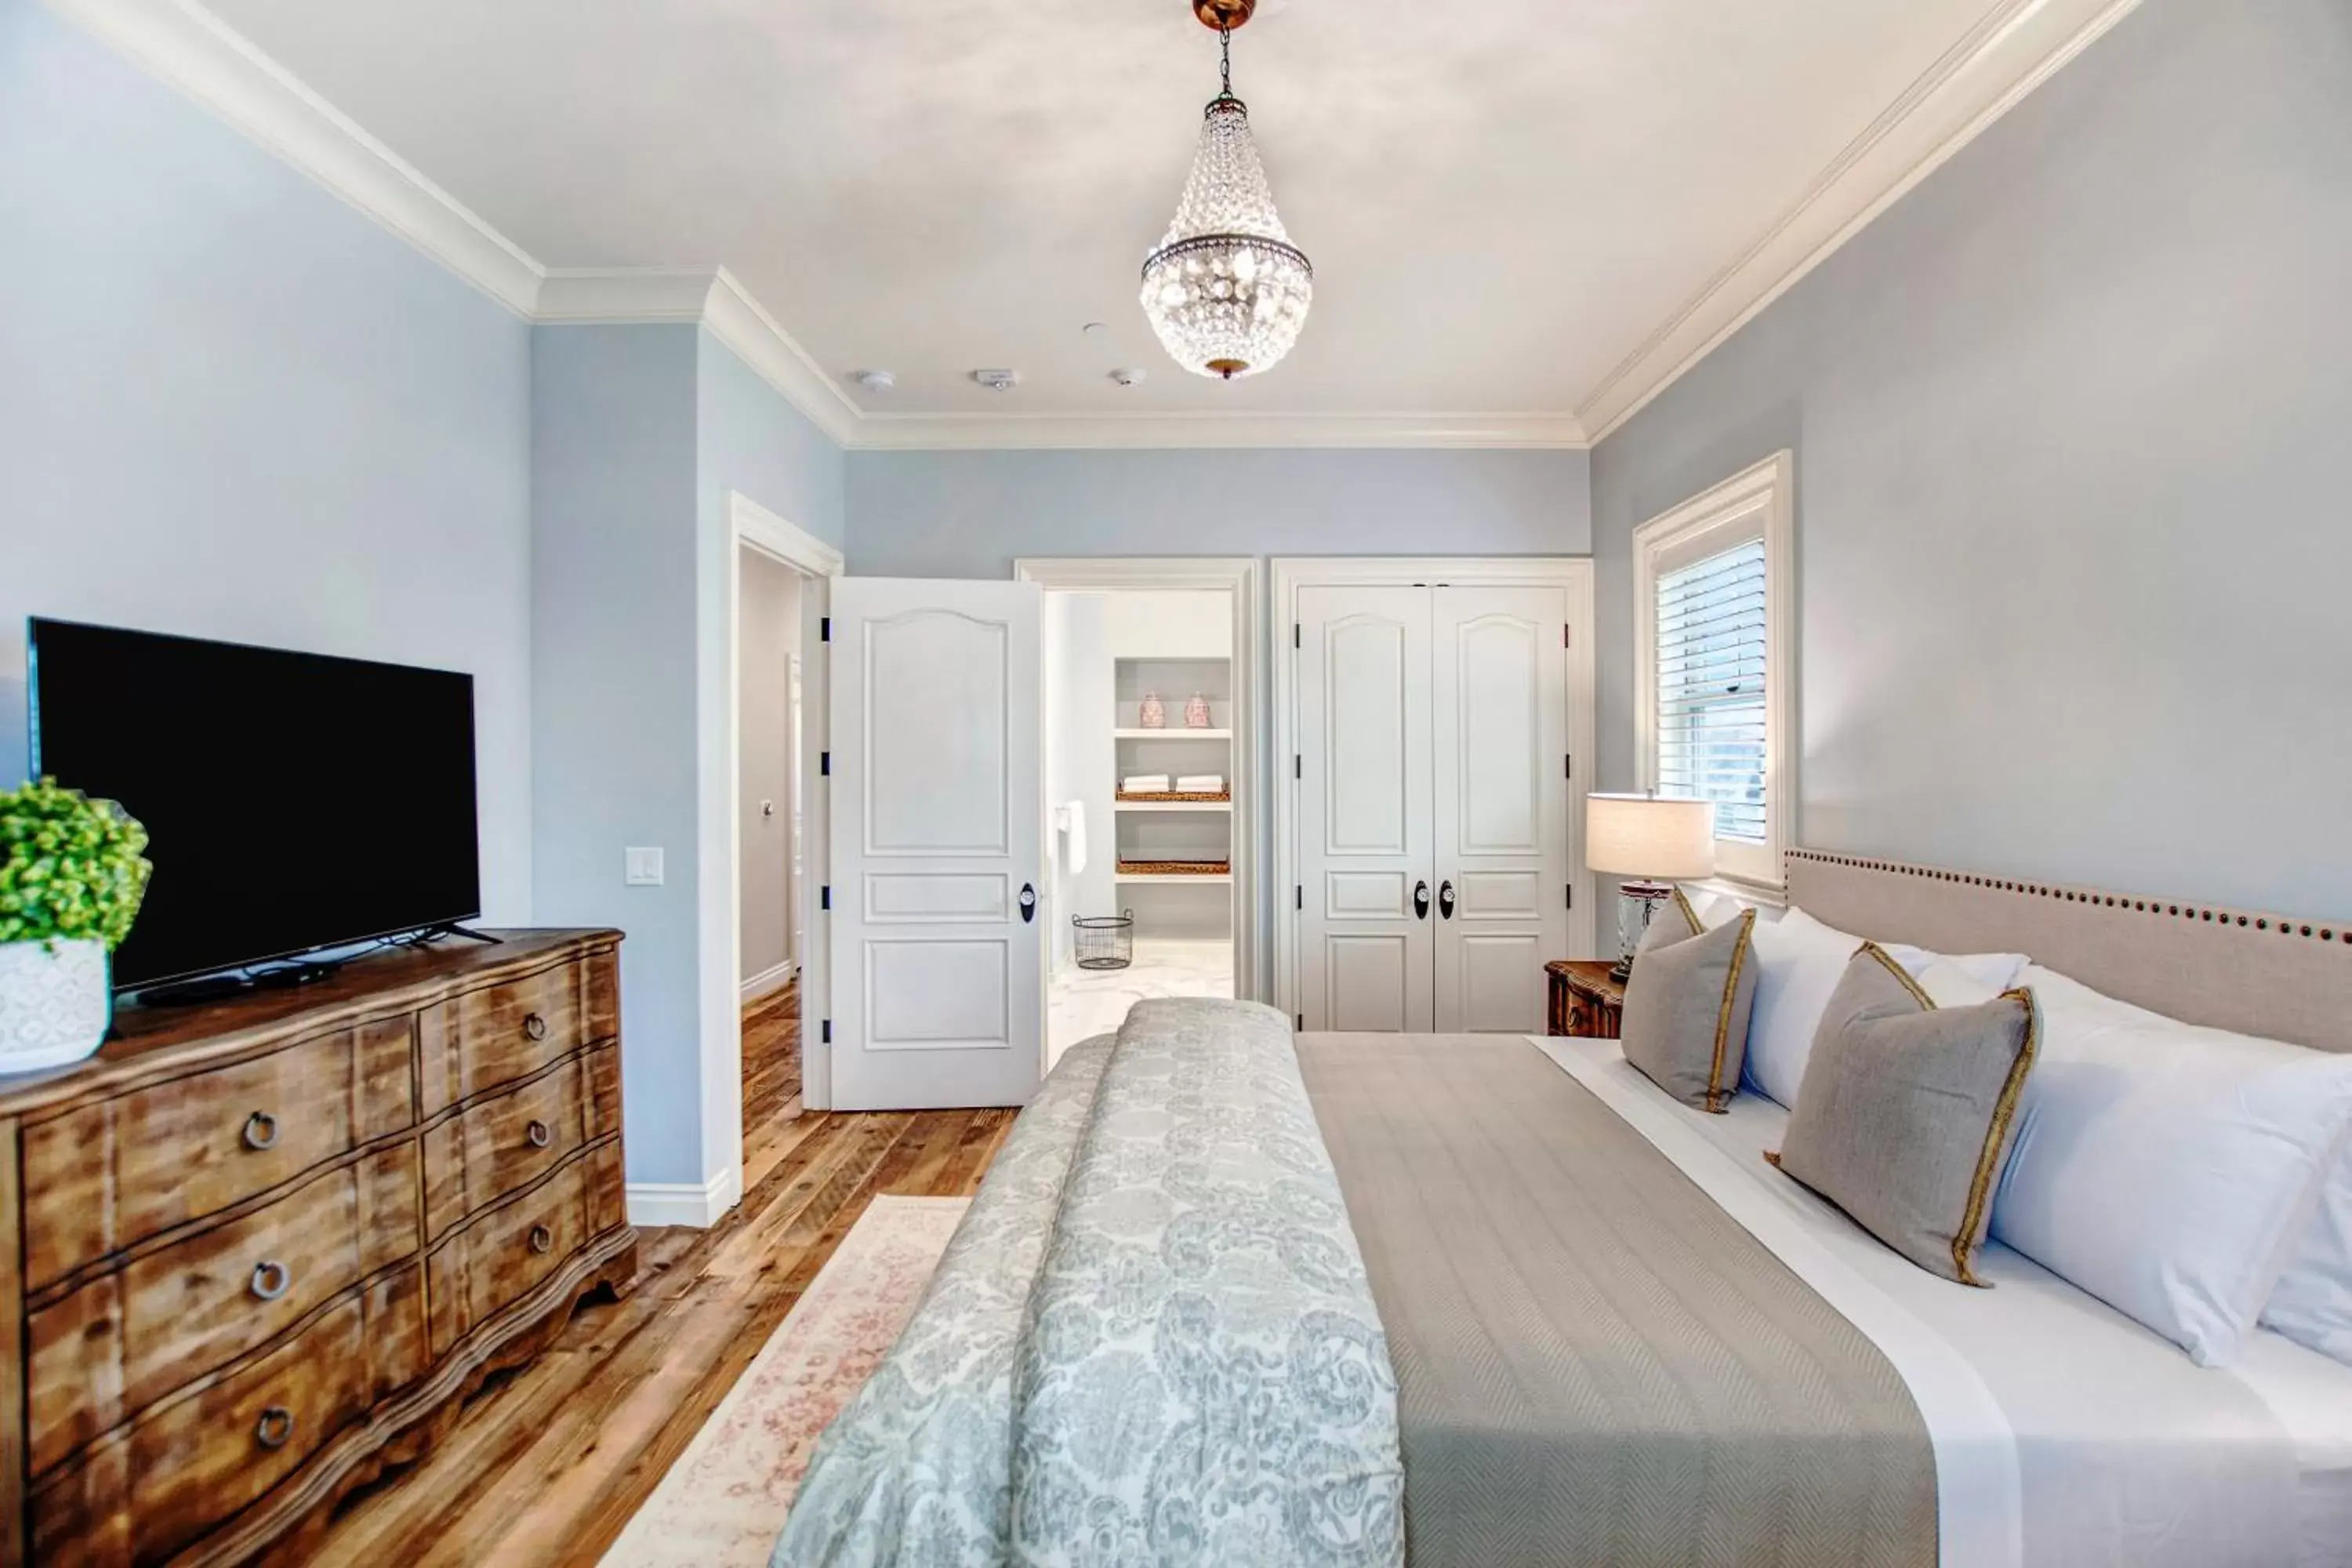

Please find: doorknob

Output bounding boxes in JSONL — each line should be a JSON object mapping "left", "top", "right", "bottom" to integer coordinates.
{"left": 1439, "top": 880, "right": 1457, "bottom": 920}
{"left": 1414, "top": 880, "right": 1431, "bottom": 920}
{"left": 1019, "top": 884, "right": 1037, "bottom": 924}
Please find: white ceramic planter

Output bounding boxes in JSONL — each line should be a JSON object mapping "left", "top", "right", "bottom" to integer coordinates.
{"left": 0, "top": 938, "right": 112, "bottom": 1073}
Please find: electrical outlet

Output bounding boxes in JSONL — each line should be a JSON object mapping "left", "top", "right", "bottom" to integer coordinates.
{"left": 624, "top": 847, "right": 664, "bottom": 886}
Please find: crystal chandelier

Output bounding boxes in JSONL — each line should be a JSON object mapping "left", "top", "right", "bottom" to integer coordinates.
{"left": 1140, "top": 0, "right": 1313, "bottom": 380}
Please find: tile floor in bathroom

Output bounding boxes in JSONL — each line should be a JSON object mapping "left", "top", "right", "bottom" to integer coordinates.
{"left": 1047, "top": 938, "right": 1235, "bottom": 1066}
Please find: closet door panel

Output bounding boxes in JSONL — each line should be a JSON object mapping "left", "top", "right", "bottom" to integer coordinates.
{"left": 1295, "top": 587, "right": 1434, "bottom": 1033}
{"left": 1432, "top": 586, "right": 1569, "bottom": 1033}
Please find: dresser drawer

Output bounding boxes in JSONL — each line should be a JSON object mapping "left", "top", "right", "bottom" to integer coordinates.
{"left": 30, "top": 1266, "right": 429, "bottom": 1567}
{"left": 21, "top": 1018, "right": 416, "bottom": 1290}
{"left": 424, "top": 1152, "right": 593, "bottom": 1359}
{"left": 420, "top": 1055, "right": 590, "bottom": 1240}
{"left": 417, "top": 949, "right": 615, "bottom": 1115}
{"left": 27, "top": 1144, "right": 421, "bottom": 1477}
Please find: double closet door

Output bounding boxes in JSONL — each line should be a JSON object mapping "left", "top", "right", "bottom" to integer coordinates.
{"left": 1295, "top": 583, "right": 1570, "bottom": 1034}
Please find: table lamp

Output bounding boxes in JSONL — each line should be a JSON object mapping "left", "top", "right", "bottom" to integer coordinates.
{"left": 1584, "top": 793, "right": 1716, "bottom": 980}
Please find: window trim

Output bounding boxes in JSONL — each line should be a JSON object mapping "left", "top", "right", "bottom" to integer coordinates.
{"left": 1632, "top": 452, "right": 1795, "bottom": 895}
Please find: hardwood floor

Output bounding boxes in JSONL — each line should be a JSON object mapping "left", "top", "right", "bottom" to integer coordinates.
{"left": 298, "top": 978, "right": 1017, "bottom": 1566}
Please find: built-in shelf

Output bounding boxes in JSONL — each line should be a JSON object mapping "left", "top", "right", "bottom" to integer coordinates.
{"left": 1116, "top": 872, "right": 1234, "bottom": 885}
{"left": 1115, "top": 800, "right": 1233, "bottom": 814}
{"left": 1113, "top": 728, "right": 1231, "bottom": 740}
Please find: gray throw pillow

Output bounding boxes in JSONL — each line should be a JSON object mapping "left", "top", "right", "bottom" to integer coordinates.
{"left": 1620, "top": 891, "right": 1759, "bottom": 1112}
{"left": 1769, "top": 944, "right": 2041, "bottom": 1286}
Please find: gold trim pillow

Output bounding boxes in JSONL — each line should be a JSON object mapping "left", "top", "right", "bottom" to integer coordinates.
{"left": 1769, "top": 943, "right": 2041, "bottom": 1285}
{"left": 1619, "top": 891, "right": 1759, "bottom": 1112}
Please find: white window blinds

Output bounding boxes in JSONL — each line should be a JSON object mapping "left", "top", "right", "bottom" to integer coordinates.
{"left": 1654, "top": 538, "right": 1767, "bottom": 844}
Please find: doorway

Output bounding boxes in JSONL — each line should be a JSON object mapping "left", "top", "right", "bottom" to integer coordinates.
{"left": 738, "top": 544, "right": 805, "bottom": 1123}
{"left": 1035, "top": 577, "right": 1253, "bottom": 1065}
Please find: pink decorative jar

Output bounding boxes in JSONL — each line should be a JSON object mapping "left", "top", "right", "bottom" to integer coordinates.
{"left": 1138, "top": 691, "right": 1166, "bottom": 729}
{"left": 1185, "top": 692, "right": 1212, "bottom": 728}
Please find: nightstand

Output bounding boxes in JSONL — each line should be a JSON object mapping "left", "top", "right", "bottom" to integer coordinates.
{"left": 1546, "top": 959, "right": 1626, "bottom": 1039}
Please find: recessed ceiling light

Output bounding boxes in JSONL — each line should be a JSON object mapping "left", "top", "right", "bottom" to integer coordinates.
{"left": 972, "top": 368, "right": 1020, "bottom": 391}
{"left": 853, "top": 369, "right": 896, "bottom": 393}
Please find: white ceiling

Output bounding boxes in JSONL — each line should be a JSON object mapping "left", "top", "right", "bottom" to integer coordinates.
{"left": 137, "top": 0, "right": 2133, "bottom": 441}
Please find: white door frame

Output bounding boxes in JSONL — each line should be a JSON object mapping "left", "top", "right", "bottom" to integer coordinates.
{"left": 1012, "top": 557, "right": 1265, "bottom": 1003}
{"left": 1271, "top": 557, "right": 1596, "bottom": 1025}
{"left": 724, "top": 493, "right": 844, "bottom": 1159}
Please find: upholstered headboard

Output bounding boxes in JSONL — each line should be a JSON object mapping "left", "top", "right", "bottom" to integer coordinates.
{"left": 1784, "top": 848, "right": 2352, "bottom": 1054}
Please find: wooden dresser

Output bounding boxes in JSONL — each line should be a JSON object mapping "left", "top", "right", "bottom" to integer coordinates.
{"left": 0, "top": 931, "right": 633, "bottom": 1566}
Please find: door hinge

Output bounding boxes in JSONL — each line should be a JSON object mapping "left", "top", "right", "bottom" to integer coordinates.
{"left": 1295, "top": 884, "right": 1303, "bottom": 910}
{"left": 1563, "top": 624, "right": 1572, "bottom": 648}
{"left": 821, "top": 1018, "right": 833, "bottom": 1044}
{"left": 1565, "top": 753, "right": 1573, "bottom": 780}
{"left": 1295, "top": 1013, "right": 1305, "bottom": 1030}
{"left": 820, "top": 751, "right": 831, "bottom": 777}
{"left": 820, "top": 884, "right": 832, "bottom": 911}
{"left": 1566, "top": 882, "right": 1574, "bottom": 910}
{"left": 1293, "top": 622, "right": 1301, "bottom": 649}
{"left": 820, "top": 616, "right": 832, "bottom": 643}
{"left": 1294, "top": 753, "right": 1302, "bottom": 780}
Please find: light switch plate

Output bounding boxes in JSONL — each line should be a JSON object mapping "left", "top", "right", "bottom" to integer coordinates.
{"left": 624, "top": 847, "right": 664, "bottom": 886}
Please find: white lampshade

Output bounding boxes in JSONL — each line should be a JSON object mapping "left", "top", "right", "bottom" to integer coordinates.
{"left": 1584, "top": 794, "right": 1716, "bottom": 880}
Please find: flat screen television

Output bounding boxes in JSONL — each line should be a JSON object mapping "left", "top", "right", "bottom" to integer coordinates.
{"left": 27, "top": 619, "right": 482, "bottom": 993}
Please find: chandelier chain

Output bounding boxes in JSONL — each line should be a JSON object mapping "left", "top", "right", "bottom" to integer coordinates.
{"left": 1219, "top": 24, "right": 1232, "bottom": 99}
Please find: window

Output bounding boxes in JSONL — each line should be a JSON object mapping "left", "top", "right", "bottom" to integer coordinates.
{"left": 1633, "top": 452, "right": 1793, "bottom": 891}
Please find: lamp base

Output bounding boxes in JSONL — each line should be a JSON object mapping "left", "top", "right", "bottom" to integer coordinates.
{"left": 1611, "top": 880, "right": 1678, "bottom": 982}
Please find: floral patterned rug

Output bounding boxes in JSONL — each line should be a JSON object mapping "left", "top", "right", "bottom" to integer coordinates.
{"left": 599, "top": 1195, "right": 970, "bottom": 1568}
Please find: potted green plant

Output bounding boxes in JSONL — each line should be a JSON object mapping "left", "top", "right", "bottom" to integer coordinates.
{"left": 0, "top": 777, "right": 151, "bottom": 1071}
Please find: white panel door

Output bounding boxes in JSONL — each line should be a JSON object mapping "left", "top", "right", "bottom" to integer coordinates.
{"left": 1295, "top": 587, "right": 1434, "bottom": 1032}
{"left": 1432, "top": 586, "right": 1570, "bottom": 1033}
{"left": 829, "top": 578, "right": 1044, "bottom": 1110}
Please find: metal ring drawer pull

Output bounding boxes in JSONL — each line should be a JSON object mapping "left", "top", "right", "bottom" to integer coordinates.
{"left": 242, "top": 1110, "right": 279, "bottom": 1151}
{"left": 522, "top": 1012, "right": 549, "bottom": 1042}
{"left": 525, "top": 1119, "right": 552, "bottom": 1149}
{"left": 528, "top": 1224, "right": 554, "bottom": 1254}
{"left": 254, "top": 1406, "right": 296, "bottom": 1450}
{"left": 249, "top": 1260, "right": 293, "bottom": 1301}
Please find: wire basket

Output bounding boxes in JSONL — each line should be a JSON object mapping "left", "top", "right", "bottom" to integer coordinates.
{"left": 1073, "top": 911, "right": 1135, "bottom": 971}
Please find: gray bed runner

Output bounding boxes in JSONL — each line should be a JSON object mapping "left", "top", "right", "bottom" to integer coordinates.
{"left": 1295, "top": 1033, "right": 1938, "bottom": 1568}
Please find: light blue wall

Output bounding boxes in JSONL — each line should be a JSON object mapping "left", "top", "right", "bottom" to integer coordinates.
{"left": 846, "top": 448, "right": 1590, "bottom": 577}
{"left": 532, "top": 324, "right": 703, "bottom": 1185}
{"left": 1591, "top": 0, "right": 2352, "bottom": 919}
{"left": 0, "top": 0, "right": 535, "bottom": 918}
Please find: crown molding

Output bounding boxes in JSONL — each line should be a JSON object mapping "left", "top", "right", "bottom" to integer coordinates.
{"left": 55, "top": 0, "right": 2136, "bottom": 455}
{"left": 46, "top": 0, "right": 546, "bottom": 316}
{"left": 1575, "top": 0, "right": 2145, "bottom": 443}
{"left": 845, "top": 411, "right": 1589, "bottom": 452}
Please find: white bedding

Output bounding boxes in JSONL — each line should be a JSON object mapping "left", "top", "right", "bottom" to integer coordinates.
{"left": 1537, "top": 1033, "right": 2343, "bottom": 1568}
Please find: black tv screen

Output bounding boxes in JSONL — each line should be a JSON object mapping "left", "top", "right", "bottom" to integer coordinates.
{"left": 27, "top": 619, "right": 481, "bottom": 990}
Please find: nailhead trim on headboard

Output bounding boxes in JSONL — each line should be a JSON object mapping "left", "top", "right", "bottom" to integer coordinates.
{"left": 1785, "top": 849, "right": 2348, "bottom": 946}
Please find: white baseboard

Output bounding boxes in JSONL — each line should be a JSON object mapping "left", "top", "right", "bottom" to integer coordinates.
{"left": 739, "top": 958, "right": 798, "bottom": 1001}
{"left": 626, "top": 1163, "right": 744, "bottom": 1229}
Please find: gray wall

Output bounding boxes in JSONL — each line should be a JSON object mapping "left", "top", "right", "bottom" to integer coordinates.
{"left": 847, "top": 448, "right": 1590, "bottom": 577}
{"left": 0, "top": 0, "right": 535, "bottom": 918}
{"left": 737, "top": 548, "right": 800, "bottom": 983}
{"left": 531, "top": 324, "right": 703, "bottom": 1185}
{"left": 1591, "top": 0, "right": 2352, "bottom": 919}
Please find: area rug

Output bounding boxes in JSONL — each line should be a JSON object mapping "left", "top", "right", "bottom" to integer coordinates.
{"left": 599, "top": 1194, "right": 969, "bottom": 1568}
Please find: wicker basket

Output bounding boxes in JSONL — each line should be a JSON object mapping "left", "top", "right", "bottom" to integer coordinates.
{"left": 1115, "top": 790, "right": 1231, "bottom": 804}
{"left": 1116, "top": 859, "right": 1231, "bottom": 877}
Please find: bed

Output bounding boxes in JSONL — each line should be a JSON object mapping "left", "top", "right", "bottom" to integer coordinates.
{"left": 774, "top": 850, "right": 2352, "bottom": 1568}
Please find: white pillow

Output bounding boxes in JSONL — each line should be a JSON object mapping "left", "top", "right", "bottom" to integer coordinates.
{"left": 1991, "top": 964, "right": 2352, "bottom": 1367}
{"left": 2265, "top": 1156, "right": 2352, "bottom": 1364}
{"left": 1738, "top": 906, "right": 2027, "bottom": 1107}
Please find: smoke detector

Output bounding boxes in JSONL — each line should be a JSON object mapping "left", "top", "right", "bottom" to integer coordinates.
{"left": 853, "top": 369, "right": 895, "bottom": 394}
{"left": 1109, "top": 367, "right": 1148, "bottom": 387}
{"left": 971, "top": 368, "right": 1020, "bottom": 392}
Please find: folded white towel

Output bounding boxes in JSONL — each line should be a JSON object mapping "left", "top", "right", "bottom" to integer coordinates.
{"left": 1175, "top": 775, "right": 1225, "bottom": 793}
{"left": 1055, "top": 800, "right": 1087, "bottom": 875}
{"left": 1121, "top": 775, "right": 1171, "bottom": 794}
